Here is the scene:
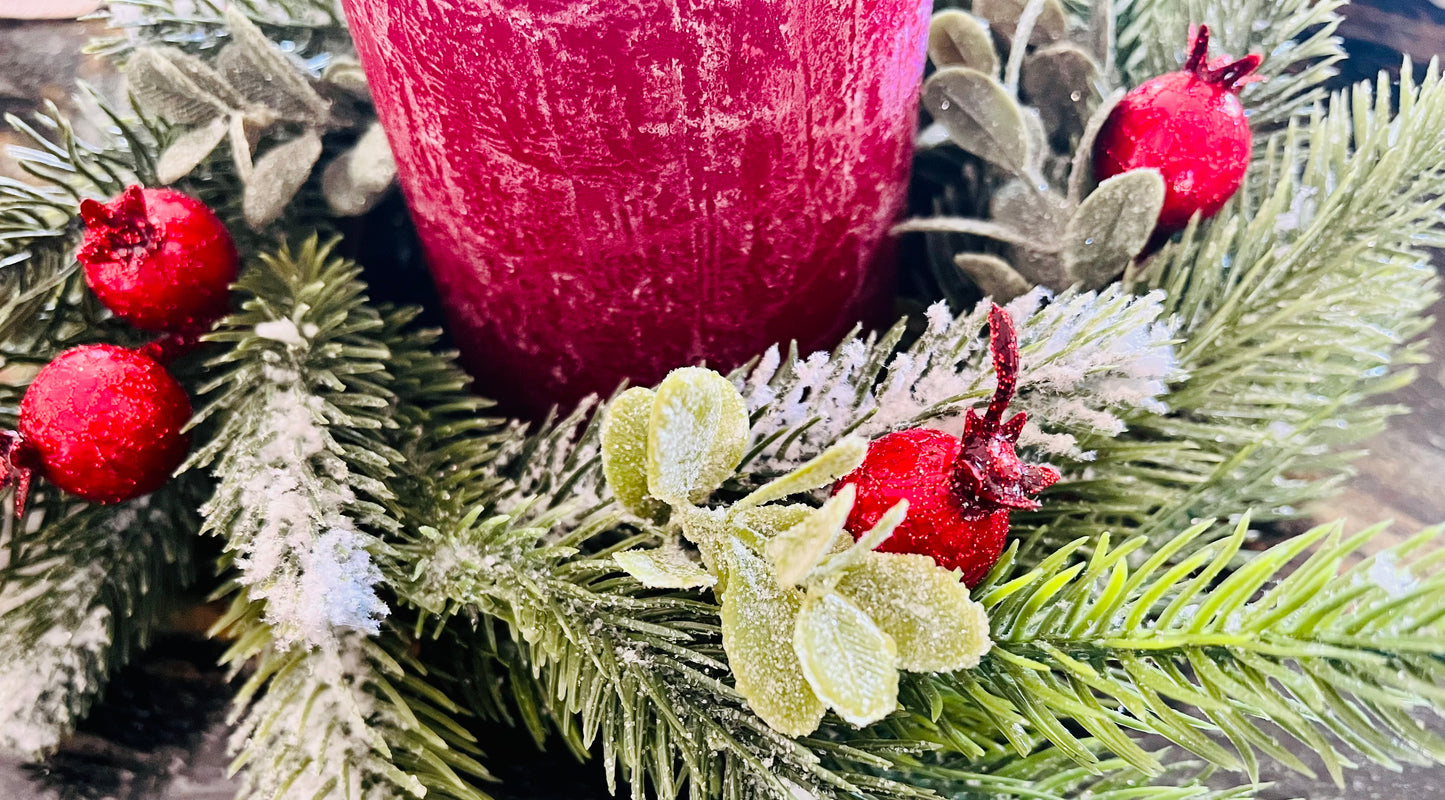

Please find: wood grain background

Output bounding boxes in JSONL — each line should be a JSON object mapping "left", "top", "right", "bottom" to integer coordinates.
{"left": 0, "top": 2, "right": 1441, "bottom": 797}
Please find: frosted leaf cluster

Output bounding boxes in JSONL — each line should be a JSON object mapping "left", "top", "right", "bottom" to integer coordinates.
{"left": 230, "top": 635, "right": 416, "bottom": 800}
{"left": 739, "top": 287, "right": 1178, "bottom": 471}
{"left": 217, "top": 347, "right": 387, "bottom": 650}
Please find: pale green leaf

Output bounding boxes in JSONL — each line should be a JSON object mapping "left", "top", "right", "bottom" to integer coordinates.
{"left": 923, "top": 67, "right": 1030, "bottom": 174}
{"left": 217, "top": 6, "right": 330, "bottom": 124}
{"left": 614, "top": 548, "right": 716, "bottom": 589}
{"left": 157, "top": 116, "right": 229, "bottom": 183}
{"left": 836, "top": 552, "right": 992, "bottom": 672}
{"left": 242, "top": 130, "right": 323, "bottom": 228}
{"left": 646, "top": 367, "right": 749, "bottom": 505}
{"left": 928, "top": 10, "right": 999, "bottom": 76}
{"left": 765, "top": 485, "right": 854, "bottom": 587}
{"left": 974, "top": 0, "right": 1066, "bottom": 45}
{"left": 322, "top": 122, "right": 397, "bottom": 217}
{"left": 955, "top": 253, "right": 1034, "bottom": 303}
{"left": 1023, "top": 44, "right": 1101, "bottom": 137}
{"left": 814, "top": 500, "right": 910, "bottom": 581}
{"left": 794, "top": 590, "right": 899, "bottom": 727}
{"left": 600, "top": 386, "right": 668, "bottom": 520}
{"left": 719, "top": 543, "right": 825, "bottom": 736}
{"left": 125, "top": 46, "right": 232, "bottom": 125}
{"left": 738, "top": 437, "right": 866, "bottom": 509}
{"left": 1063, "top": 168, "right": 1165, "bottom": 289}
{"left": 731, "top": 504, "right": 815, "bottom": 542}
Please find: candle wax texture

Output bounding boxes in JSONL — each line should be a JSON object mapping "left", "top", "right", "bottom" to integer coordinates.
{"left": 343, "top": 0, "right": 932, "bottom": 416}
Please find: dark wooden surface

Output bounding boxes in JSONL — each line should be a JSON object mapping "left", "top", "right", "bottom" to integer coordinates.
{"left": 0, "top": 3, "right": 1443, "bottom": 798}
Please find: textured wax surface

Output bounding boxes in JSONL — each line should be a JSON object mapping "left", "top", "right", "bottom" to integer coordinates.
{"left": 341, "top": 0, "right": 932, "bottom": 416}
{"left": 1093, "top": 71, "right": 1252, "bottom": 234}
{"left": 836, "top": 428, "right": 1010, "bottom": 588}
{"left": 78, "top": 186, "right": 239, "bottom": 334}
{"left": 18, "top": 345, "right": 192, "bottom": 503}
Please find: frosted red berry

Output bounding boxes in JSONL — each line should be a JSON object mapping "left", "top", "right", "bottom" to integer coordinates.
{"left": 834, "top": 306, "right": 1059, "bottom": 587}
{"left": 1092, "top": 25, "right": 1261, "bottom": 236}
{"left": 16, "top": 344, "right": 192, "bottom": 504}
{"left": 78, "top": 185, "right": 239, "bottom": 334}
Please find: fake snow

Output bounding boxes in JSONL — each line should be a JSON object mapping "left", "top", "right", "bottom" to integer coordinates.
{"left": 254, "top": 318, "right": 320, "bottom": 346}
{"left": 1368, "top": 553, "right": 1419, "bottom": 599}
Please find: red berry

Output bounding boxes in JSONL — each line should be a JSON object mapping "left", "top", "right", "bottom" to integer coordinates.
{"left": 1092, "top": 25, "right": 1260, "bottom": 236}
{"left": 18, "top": 345, "right": 192, "bottom": 504}
{"left": 78, "top": 185, "right": 239, "bottom": 334}
{"left": 834, "top": 306, "right": 1059, "bottom": 587}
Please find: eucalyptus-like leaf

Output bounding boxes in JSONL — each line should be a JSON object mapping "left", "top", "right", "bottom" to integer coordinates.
{"left": 322, "top": 122, "right": 397, "bottom": 217}
{"left": 1062, "top": 168, "right": 1165, "bottom": 289}
{"left": 815, "top": 500, "right": 909, "bottom": 579}
{"left": 646, "top": 367, "right": 749, "bottom": 505}
{"left": 927, "top": 10, "right": 999, "bottom": 77}
{"left": 923, "top": 67, "right": 1030, "bottom": 174}
{"left": 157, "top": 116, "right": 229, "bottom": 183}
{"left": 1023, "top": 44, "right": 1101, "bottom": 138}
{"left": 973, "top": 0, "right": 1066, "bottom": 45}
{"left": 228, "top": 114, "right": 255, "bottom": 183}
{"left": 126, "top": 47, "right": 232, "bottom": 125}
{"left": 836, "top": 552, "right": 992, "bottom": 672}
{"left": 766, "top": 485, "right": 854, "bottom": 587}
{"left": 1068, "top": 88, "right": 1125, "bottom": 203}
{"left": 320, "top": 56, "right": 372, "bottom": 100}
{"left": 732, "top": 504, "right": 815, "bottom": 543}
{"left": 955, "top": 253, "right": 1034, "bottom": 303}
{"left": 990, "top": 179, "right": 1071, "bottom": 242}
{"left": 217, "top": 6, "right": 330, "bottom": 124}
{"left": 738, "top": 437, "right": 866, "bottom": 510}
{"left": 793, "top": 590, "right": 898, "bottom": 726}
{"left": 600, "top": 386, "right": 668, "bottom": 521}
{"left": 614, "top": 547, "right": 716, "bottom": 589}
{"left": 243, "top": 130, "right": 323, "bottom": 227}
{"left": 719, "top": 543, "right": 825, "bottom": 736}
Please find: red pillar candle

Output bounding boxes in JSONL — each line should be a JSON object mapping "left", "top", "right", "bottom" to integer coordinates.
{"left": 342, "top": 0, "right": 932, "bottom": 416}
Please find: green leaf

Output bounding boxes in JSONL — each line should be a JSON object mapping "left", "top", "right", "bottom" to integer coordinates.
{"left": 836, "top": 552, "right": 992, "bottom": 673}
{"left": 738, "top": 437, "right": 866, "bottom": 509}
{"left": 927, "top": 10, "right": 999, "bottom": 76}
{"left": 1062, "top": 168, "right": 1165, "bottom": 289}
{"left": 217, "top": 5, "right": 330, "bottom": 124}
{"left": 157, "top": 116, "right": 229, "bottom": 183}
{"left": 242, "top": 130, "right": 323, "bottom": 228}
{"left": 923, "top": 67, "right": 1030, "bottom": 174}
{"left": 794, "top": 590, "right": 899, "bottom": 727}
{"left": 125, "top": 47, "right": 233, "bottom": 125}
{"left": 814, "top": 500, "right": 910, "bottom": 580}
{"left": 601, "top": 387, "right": 668, "bottom": 520}
{"left": 614, "top": 548, "right": 716, "bottom": 589}
{"left": 719, "top": 543, "right": 826, "bottom": 736}
{"left": 974, "top": 0, "right": 1066, "bottom": 45}
{"left": 731, "top": 504, "right": 815, "bottom": 544}
{"left": 646, "top": 367, "right": 749, "bottom": 505}
{"left": 321, "top": 122, "right": 397, "bottom": 217}
{"left": 955, "top": 253, "right": 1035, "bottom": 302}
{"left": 1023, "top": 44, "right": 1101, "bottom": 137}
{"left": 765, "top": 485, "right": 854, "bottom": 587}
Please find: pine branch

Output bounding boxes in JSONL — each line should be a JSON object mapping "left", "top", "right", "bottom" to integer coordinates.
{"left": 918, "top": 516, "right": 1445, "bottom": 785}
{"left": 0, "top": 481, "right": 197, "bottom": 757}
{"left": 217, "top": 598, "right": 495, "bottom": 800}
{"left": 93, "top": 0, "right": 350, "bottom": 60}
{"left": 191, "top": 237, "right": 403, "bottom": 648}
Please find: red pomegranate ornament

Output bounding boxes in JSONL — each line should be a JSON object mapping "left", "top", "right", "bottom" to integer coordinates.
{"left": 834, "top": 305, "right": 1059, "bottom": 587}
{"left": 2, "top": 344, "right": 192, "bottom": 511}
{"left": 78, "top": 185, "right": 239, "bottom": 334}
{"left": 1092, "top": 24, "right": 1261, "bottom": 237}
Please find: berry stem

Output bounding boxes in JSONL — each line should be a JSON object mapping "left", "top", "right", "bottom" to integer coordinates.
{"left": 1183, "top": 23, "right": 1261, "bottom": 91}
{"left": 78, "top": 184, "right": 155, "bottom": 251}
{"left": 1184, "top": 24, "right": 1212, "bottom": 74}
{"left": 0, "top": 431, "right": 35, "bottom": 518}
{"left": 983, "top": 304, "right": 1018, "bottom": 430}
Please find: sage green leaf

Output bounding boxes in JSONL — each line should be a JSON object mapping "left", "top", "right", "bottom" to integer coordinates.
{"left": 1062, "top": 169, "right": 1165, "bottom": 290}
{"left": 646, "top": 367, "right": 749, "bottom": 505}
{"left": 218, "top": 6, "right": 330, "bottom": 124}
{"left": 765, "top": 485, "right": 854, "bottom": 587}
{"left": 955, "top": 253, "right": 1034, "bottom": 303}
{"left": 126, "top": 47, "right": 232, "bottom": 125}
{"left": 1067, "top": 88, "right": 1124, "bottom": 203}
{"left": 228, "top": 113, "right": 256, "bottom": 183}
{"left": 974, "top": 0, "right": 1066, "bottom": 45}
{"left": 927, "top": 10, "right": 999, "bottom": 76}
{"left": 157, "top": 116, "right": 229, "bottom": 183}
{"left": 242, "top": 130, "right": 323, "bottom": 228}
{"left": 793, "top": 590, "right": 898, "bottom": 727}
{"left": 739, "top": 437, "right": 866, "bottom": 509}
{"left": 990, "top": 179, "right": 1071, "bottom": 242}
{"left": 322, "top": 122, "right": 397, "bottom": 217}
{"left": 614, "top": 548, "right": 716, "bottom": 589}
{"left": 321, "top": 56, "right": 371, "bottom": 100}
{"left": 1023, "top": 44, "right": 1101, "bottom": 137}
{"left": 836, "top": 552, "right": 993, "bottom": 673}
{"left": 815, "top": 500, "right": 910, "bottom": 580}
{"left": 600, "top": 387, "right": 668, "bottom": 520}
{"left": 732, "top": 504, "right": 815, "bottom": 543}
{"left": 923, "top": 67, "right": 1030, "bottom": 174}
{"left": 719, "top": 543, "right": 825, "bottom": 736}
